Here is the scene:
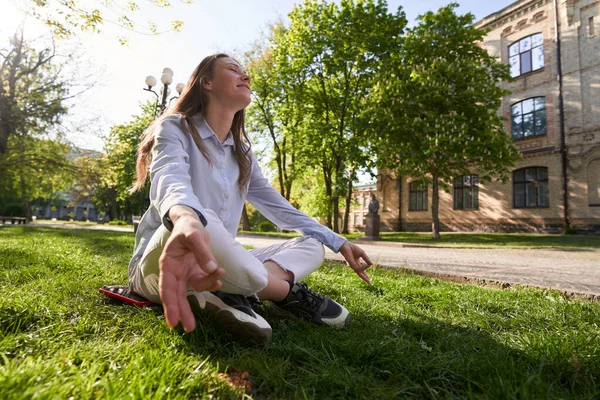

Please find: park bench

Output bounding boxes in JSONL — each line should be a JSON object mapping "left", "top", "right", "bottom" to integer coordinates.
{"left": 0, "top": 216, "right": 28, "bottom": 225}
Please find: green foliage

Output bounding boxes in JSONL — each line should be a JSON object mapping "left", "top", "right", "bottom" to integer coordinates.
{"left": 0, "top": 29, "right": 69, "bottom": 155}
{"left": 0, "top": 203, "right": 25, "bottom": 217}
{"left": 0, "top": 28, "right": 75, "bottom": 219}
{"left": 257, "top": 221, "right": 276, "bottom": 232}
{"left": 0, "top": 135, "right": 74, "bottom": 213}
{"left": 107, "top": 219, "right": 129, "bottom": 226}
{"left": 372, "top": 3, "right": 521, "bottom": 237}
{"left": 72, "top": 101, "right": 154, "bottom": 219}
{"left": 25, "top": 0, "right": 189, "bottom": 43}
{"left": 1, "top": 227, "right": 600, "bottom": 399}
{"left": 245, "top": 21, "right": 303, "bottom": 201}
{"left": 249, "top": 0, "right": 407, "bottom": 232}
{"left": 564, "top": 225, "right": 578, "bottom": 235}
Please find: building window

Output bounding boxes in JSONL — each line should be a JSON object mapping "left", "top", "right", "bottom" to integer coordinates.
{"left": 509, "top": 33, "right": 544, "bottom": 77}
{"left": 587, "top": 159, "right": 600, "bottom": 206}
{"left": 511, "top": 97, "right": 546, "bottom": 140}
{"left": 513, "top": 167, "right": 549, "bottom": 208}
{"left": 354, "top": 213, "right": 361, "bottom": 226}
{"left": 454, "top": 175, "right": 479, "bottom": 210}
{"left": 409, "top": 181, "right": 428, "bottom": 211}
{"left": 589, "top": 17, "right": 595, "bottom": 37}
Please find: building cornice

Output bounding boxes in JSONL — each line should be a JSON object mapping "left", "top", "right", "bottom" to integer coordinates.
{"left": 475, "top": 0, "right": 552, "bottom": 31}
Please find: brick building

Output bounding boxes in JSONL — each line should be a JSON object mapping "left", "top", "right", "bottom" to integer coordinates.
{"left": 349, "top": 0, "right": 600, "bottom": 234}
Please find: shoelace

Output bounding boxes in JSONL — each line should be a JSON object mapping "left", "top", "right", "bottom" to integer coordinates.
{"left": 296, "top": 283, "right": 325, "bottom": 311}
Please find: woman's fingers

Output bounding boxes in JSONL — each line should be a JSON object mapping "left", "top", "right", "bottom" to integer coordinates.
{"left": 188, "top": 268, "right": 225, "bottom": 292}
{"left": 177, "top": 277, "right": 196, "bottom": 333}
{"left": 187, "top": 229, "right": 219, "bottom": 274}
{"left": 159, "top": 266, "right": 181, "bottom": 329}
{"left": 357, "top": 270, "right": 371, "bottom": 285}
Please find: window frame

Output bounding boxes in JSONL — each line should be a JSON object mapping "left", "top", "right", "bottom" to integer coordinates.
{"left": 513, "top": 167, "right": 549, "bottom": 209}
{"left": 509, "top": 33, "right": 544, "bottom": 78}
{"left": 408, "top": 181, "right": 428, "bottom": 212}
{"left": 511, "top": 97, "right": 547, "bottom": 140}
{"left": 454, "top": 175, "right": 480, "bottom": 210}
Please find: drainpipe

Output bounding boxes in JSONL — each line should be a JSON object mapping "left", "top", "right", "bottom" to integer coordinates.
{"left": 398, "top": 175, "right": 402, "bottom": 231}
{"left": 553, "top": 0, "right": 570, "bottom": 228}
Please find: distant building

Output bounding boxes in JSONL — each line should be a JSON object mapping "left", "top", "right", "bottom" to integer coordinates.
{"left": 350, "top": 0, "right": 600, "bottom": 233}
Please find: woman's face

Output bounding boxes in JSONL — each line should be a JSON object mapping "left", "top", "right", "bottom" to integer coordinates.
{"left": 204, "top": 57, "right": 252, "bottom": 111}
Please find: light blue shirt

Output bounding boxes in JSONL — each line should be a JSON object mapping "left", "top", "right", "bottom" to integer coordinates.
{"left": 130, "top": 113, "right": 346, "bottom": 270}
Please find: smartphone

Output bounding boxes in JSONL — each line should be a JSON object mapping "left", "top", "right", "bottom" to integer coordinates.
{"left": 99, "top": 285, "right": 154, "bottom": 307}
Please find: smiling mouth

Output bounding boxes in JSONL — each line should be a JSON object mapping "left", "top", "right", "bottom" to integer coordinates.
{"left": 238, "top": 85, "right": 251, "bottom": 91}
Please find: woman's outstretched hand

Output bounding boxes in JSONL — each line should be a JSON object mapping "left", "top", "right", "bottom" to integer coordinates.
{"left": 159, "top": 209, "right": 225, "bottom": 333}
{"left": 339, "top": 241, "right": 373, "bottom": 285}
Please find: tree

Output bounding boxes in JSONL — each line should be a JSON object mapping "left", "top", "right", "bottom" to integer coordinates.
{"left": 21, "top": 0, "right": 190, "bottom": 44}
{"left": 0, "top": 135, "right": 74, "bottom": 220}
{"left": 245, "top": 21, "right": 304, "bottom": 202}
{"left": 372, "top": 4, "right": 521, "bottom": 239}
{"left": 0, "top": 28, "right": 81, "bottom": 219}
{"left": 78, "top": 101, "right": 155, "bottom": 220}
{"left": 0, "top": 28, "right": 68, "bottom": 155}
{"left": 271, "top": 0, "right": 406, "bottom": 232}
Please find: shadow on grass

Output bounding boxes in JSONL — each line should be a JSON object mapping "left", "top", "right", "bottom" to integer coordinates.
{"left": 173, "top": 302, "right": 598, "bottom": 399}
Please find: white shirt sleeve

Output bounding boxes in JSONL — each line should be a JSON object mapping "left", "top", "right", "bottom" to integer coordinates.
{"left": 246, "top": 153, "right": 347, "bottom": 252}
{"left": 149, "top": 115, "right": 205, "bottom": 219}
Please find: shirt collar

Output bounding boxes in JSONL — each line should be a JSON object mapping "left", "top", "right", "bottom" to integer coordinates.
{"left": 191, "top": 113, "right": 235, "bottom": 146}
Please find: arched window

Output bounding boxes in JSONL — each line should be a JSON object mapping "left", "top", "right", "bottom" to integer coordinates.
{"left": 513, "top": 167, "right": 549, "bottom": 208}
{"left": 409, "top": 181, "right": 428, "bottom": 211}
{"left": 509, "top": 33, "right": 544, "bottom": 77}
{"left": 511, "top": 97, "right": 546, "bottom": 139}
{"left": 587, "top": 158, "right": 600, "bottom": 206}
{"left": 454, "top": 175, "right": 479, "bottom": 210}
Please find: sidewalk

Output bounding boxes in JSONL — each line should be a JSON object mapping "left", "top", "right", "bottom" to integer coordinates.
{"left": 23, "top": 223, "right": 600, "bottom": 299}
{"left": 235, "top": 235, "right": 600, "bottom": 300}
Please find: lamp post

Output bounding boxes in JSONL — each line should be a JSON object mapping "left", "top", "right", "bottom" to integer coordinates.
{"left": 143, "top": 67, "right": 184, "bottom": 116}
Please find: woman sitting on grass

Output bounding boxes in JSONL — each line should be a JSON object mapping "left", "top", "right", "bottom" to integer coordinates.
{"left": 128, "top": 53, "right": 372, "bottom": 344}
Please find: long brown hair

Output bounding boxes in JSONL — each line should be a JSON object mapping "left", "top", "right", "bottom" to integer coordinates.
{"left": 130, "top": 53, "right": 252, "bottom": 194}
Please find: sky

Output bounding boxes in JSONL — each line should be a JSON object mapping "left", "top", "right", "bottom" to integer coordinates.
{"left": 1, "top": 0, "right": 517, "bottom": 152}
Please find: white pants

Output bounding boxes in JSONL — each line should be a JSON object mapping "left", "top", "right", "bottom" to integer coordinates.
{"left": 129, "top": 209, "right": 325, "bottom": 304}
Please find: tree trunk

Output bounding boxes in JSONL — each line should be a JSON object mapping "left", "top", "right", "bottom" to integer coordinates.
{"left": 431, "top": 174, "right": 441, "bottom": 240}
{"left": 342, "top": 177, "right": 353, "bottom": 234}
{"left": 323, "top": 164, "right": 333, "bottom": 229}
{"left": 332, "top": 195, "right": 340, "bottom": 233}
{"left": 241, "top": 203, "right": 251, "bottom": 231}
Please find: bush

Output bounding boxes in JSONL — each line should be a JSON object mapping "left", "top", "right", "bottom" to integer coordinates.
{"left": 1, "top": 203, "right": 25, "bottom": 217}
{"left": 107, "top": 219, "right": 128, "bottom": 226}
{"left": 257, "top": 221, "right": 276, "bottom": 232}
{"left": 564, "top": 225, "right": 578, "bottom": 235}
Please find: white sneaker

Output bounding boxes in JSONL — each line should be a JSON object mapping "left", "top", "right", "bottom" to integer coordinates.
{"left": 187, "top": 291, "right": 272, "bottom": 344}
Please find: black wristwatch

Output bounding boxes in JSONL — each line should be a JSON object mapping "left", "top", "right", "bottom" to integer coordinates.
{"left": 162, "top": 207, "right": 208, "bottom": 232}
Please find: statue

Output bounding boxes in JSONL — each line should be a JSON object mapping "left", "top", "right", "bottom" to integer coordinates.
{"left": 368, "top": 194, "right": 379, "bottom": 215}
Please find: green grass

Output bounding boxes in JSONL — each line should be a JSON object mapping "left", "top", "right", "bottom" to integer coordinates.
{"left": 1, "top": 226, "right": 599, "bottom": 399}
{"left": 239, "top": 230, "right": 600, "bottom": 249}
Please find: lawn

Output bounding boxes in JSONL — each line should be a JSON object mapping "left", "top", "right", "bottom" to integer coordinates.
{"left": 239, "top": 230, "right": 600, "bottom": 250}
{"left": 1, "top": 226, "right": 599, "bottom": 399}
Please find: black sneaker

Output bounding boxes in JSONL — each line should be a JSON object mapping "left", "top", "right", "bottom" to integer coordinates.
{"left": 270, "top": 282, "right": 350, "bottom": 327}
{"left": 187, "top": 291, "right": 272, "bottom": 344}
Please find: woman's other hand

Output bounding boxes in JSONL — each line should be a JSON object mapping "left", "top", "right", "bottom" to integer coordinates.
{"left": 339, "top": 241, "right": 373, "bottom": 285}
{"left": 159, "top": 206, "right": 225, "bottom": 332}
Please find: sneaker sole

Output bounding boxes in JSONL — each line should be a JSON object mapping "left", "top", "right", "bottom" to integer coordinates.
{"left": 188, "top": 292, "right": 272, "bottom": 344}
{"left": 269, "top": 303, "right": 351, "bottom": 328}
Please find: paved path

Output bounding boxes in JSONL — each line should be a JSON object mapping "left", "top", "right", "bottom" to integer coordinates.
{"left": 236, "top": 235, "right": 600, "bottom": 299}
{"left": 23, "top": 223, "right": 600, "bottom": 299}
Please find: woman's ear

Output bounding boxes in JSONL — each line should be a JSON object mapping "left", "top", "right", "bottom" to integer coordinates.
{"left": 201, "top": 76, "right": 212, "bottom": 91}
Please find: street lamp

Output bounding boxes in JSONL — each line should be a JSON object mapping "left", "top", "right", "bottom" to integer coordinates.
{"left": 143, "top": 67, "right": 184, "bottom": 116}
